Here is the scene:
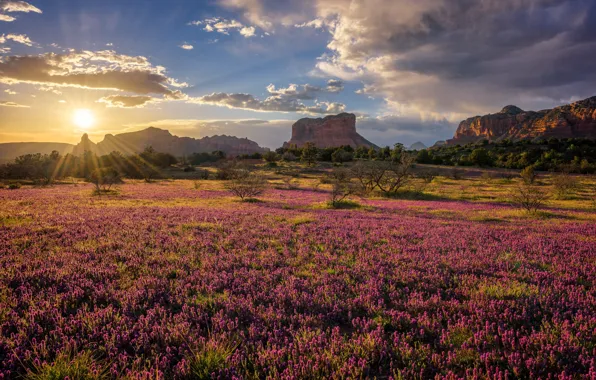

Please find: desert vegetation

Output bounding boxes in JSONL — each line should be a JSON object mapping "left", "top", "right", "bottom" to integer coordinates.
{"left": 1, "top": 146, "right": 596, "bottom": 378}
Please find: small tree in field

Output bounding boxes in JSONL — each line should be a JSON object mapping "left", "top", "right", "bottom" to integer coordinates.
{"left": 88, "top": 167, "right": 121, "bottom": 194}
{"left": 301, "top": 142, "right": 318, "bottom": 167}
{"left": 521, "top": 165, "right": 536, "bottom": 184}
{"left": 325, "top": 167, "right": 359, "bottom": 207}
{"left": 511, "top": 183, "right": 548, "bottom": 213}
{"left": 552, "top": 172, "right": 579, "bottom": 199}
{"left": 225, "top": 172, "right": 267, "bottom": 201}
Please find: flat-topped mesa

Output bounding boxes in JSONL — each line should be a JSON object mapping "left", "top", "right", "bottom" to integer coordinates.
{"left": 448, "top": 95, "right": 596, "bottom": 145}
{"left": 71, "top": 127, "right": 268, "bottom": 157}
{"left": 283, "top": 113, "right": 376, "bottom": 149}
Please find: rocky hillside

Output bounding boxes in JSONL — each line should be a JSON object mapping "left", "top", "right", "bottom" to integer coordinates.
{"left": 72, "top": 127, "right": 267, "bottom": 157}
{"left": 0, "top": 142, "right": 74, "bottom": 162}
{"left": 283, "top": 113, "right": 376, "bottom": 149}
{"left": 449, "top": 96, "right": 596, "bottom": 145}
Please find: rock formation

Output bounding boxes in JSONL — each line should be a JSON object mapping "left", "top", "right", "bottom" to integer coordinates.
{"left": 449, "top": 96, "right": 596, "bottom": 145}
{"left": 72, "top": 127, "right": 267, "bottom": 157}
{"left": 283, "top": 113, "right": 376, "bottom": 149}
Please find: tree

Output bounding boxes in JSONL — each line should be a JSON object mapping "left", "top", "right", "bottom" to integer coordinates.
{"left": 470, "top": 148, "right": 493, "bottom": 166}
{"left": 390, "top": 143, "right": 405, "bottom": 162}
{"left": 520, "top": 165, "right": 536, "bottom": 184}
{"left": 301, "top": 142, "right": 318, "bottom": 167}
{"left": 331, "top": 148, "right": 354, "bottom": 163}
{"left": 325, "top": 167, "right": 359, "bottom": 207}
{"left": 511, "top": 183, "right": 548, "bottom": 213}
{"left": 376, "top": 153, "right": 416, "bottom": 194}
{"left": 262, "top": 151, "right": 280, "bottom": 163}
{"left": 88, "top": 167, "right": 121, "bottom": 193}
{"left": 225, "top": 173, "right": 267, "bottom": 201}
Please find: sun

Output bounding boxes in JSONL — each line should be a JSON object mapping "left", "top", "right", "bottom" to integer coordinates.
{"left": 73, "top": 109, "right": 95, "bottom": 129}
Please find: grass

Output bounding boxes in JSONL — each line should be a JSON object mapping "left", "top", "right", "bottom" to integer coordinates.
{"left": 185, "top": 340, "right": 237, "bottom": 379}
{"left": 24, "top": 349, "right": 110, "bottom": 380}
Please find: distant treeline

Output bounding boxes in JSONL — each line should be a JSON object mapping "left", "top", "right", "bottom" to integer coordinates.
{"left": 418, "top": 138, "right": 596, "bottom": 173}
{"left": 0, "top": 147, "right": 230, "bottom": 183}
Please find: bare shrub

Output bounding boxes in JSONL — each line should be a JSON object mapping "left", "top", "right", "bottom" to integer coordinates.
{"left": 281, "top": 176, "right": 299, "bottom": 190}
{"left": 282, "top": 152, "right": 297, "bottom": 162}
{"left": 376, "top": 153, "right": 416, "bottom": 194}
{"left": 325, "top": 167, "right": 359, "bottom": 207}
{"left": 216, "top": 161, "right": 249, "bottom": 180}
{"left": 480, "top": 171, "right": 493, "bottom": 184}
{"left": 552, "top": 172, "right": 579, "bottom": 199}
{"left": 88, "top": 167, "right": 121, "bottom": 194}
{"left": 225, "top": 173, "right": 267, "bottom": 201}
{"left": 350, "top": 154, "right": 415, "bottom": 195}
{"left": 521, "top": 166, "right": 536, "bottom": 185}
{"left": 511, "top": 183, "right": 549, "bottom": 213}
{"left": 450, "top": 167, "right": 464, "bottom": 180}
{"left": 417, "top": 169, "right": 438, "bottom": 183}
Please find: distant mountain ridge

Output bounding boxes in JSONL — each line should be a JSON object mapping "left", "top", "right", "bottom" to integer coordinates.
{"left": 0, "top": 128, "right": 267, "bottom": 161}
{"left": 0, "top": 142, "right": 74, "bottom": 163}
{"left": 283, "top": 113, "right": 377, "bottom": 149}
{"left": 72, "top": 127, "right": 268, "bottom": 156}
{"left": 448, "top": 96, "right": 596, "bottom": 145}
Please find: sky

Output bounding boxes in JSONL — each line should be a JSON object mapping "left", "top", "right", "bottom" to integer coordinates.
{"left": 1, "top": 0, "right": 595, "bottom": 148}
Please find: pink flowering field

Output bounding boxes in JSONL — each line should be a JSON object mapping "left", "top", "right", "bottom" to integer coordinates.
{"left": 1, "top": 181, "right": 595, "bottom": 379}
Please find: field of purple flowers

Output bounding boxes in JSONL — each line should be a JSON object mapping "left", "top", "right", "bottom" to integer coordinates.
{"left": 1, "top": 181, "right": 595, "bottom": 379}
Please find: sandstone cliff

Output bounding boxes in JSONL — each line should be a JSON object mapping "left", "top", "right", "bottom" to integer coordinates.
{"left": 283, "top": 113, "right": 376, "bottom": 149}
{"left": 72, "top": 127, "right": 267, "bottom": 157}
{"left": 449, "top": 96, "right": 596, "bottom": 145}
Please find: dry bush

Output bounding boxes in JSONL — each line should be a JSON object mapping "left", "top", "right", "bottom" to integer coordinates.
{"left": 511, "top": 183, "right": 549, "bottom": 213}
{"left": 225, "top": 173, "right": 267, "bottom": 201}
{"left": 417, "top": 169, "right": 438, "bottom": 183}
{"left": 88, "top": 167, "right": 121, "bottom": 194}
{"left": 480, "top": 171, "right": 493, "bottom": 184}
{"left": 450, "top": 167, "right": 464, "bottom": 180}
{"left": 351, "top": 154, "right": 415, "bottom": 195}
{"left": 281, "top": 176, "right": 300, "bottom": 190}
{"left": 325, "top": 167, "right": 359, "bottom": 207}
{"left": 521, "top": 166, "right": 536, "bottom": 185}
{"left": 216, "top": 161, "right": 249, "bottom": 180}
{"left": 552, "top": 172, "right": 579, "bottom": 199}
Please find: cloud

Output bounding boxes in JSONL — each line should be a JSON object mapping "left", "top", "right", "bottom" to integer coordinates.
{"left": 98, "top": 95, "right": 155, "bottom": 108}
{"left": 194, "top": 92, "right": 345, "bottom": 115}
{"left": 325, "top": 79, "right": 343, "bottom": 93}
{"left": 0, "top": 33, "right": 34, "bottom": 46}
{"left": 0, "top": 100, "right": 29, "bottom": 107}
{"left": 179, "top": 44, "right": 194, "bottom": 50}
{"left": 193, "top": 81, "right": 346, "bottom": 114}
{"left": 218, "top": 0, "right": 596, "bottom": 119}
{"left": 4, "top": 89, "right": 16, "bottom": 94}
{"left": 239, "top": 26, "right": 256, "bottom": 37}
{"left": 189, "top": 17, "right": 258, "bottom": 38}
{"left": 0, "top": 50, "right": 189, "bottom": 98}
{"left": 0, "top": 14, "right": 15, "bottom": 21}
{"left": 0, "top": 0, "right": 41, "bottom": 21}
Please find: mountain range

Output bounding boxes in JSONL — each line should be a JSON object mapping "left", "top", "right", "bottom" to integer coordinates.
{"left": 448, "top": 95, "right": 596, "bottom": 145}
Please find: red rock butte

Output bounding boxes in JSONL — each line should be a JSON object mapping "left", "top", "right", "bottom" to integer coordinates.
{"left": 448, "top": 95, "right": 596, "bottom": 145}
{"left": 283, "top": 113, "right": 377, "bottom": 149}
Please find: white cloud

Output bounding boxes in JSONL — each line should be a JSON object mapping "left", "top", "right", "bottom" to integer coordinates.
{"left": 98, "top": 95, "right": 155, "bottom": 108}
{"left": 179, "top": 44, "right": 194, "bottom": 50}
{"left": 4, "top": 89, "right": 16, "bottom": 95}
{"left": 0, "top": 100, "right": 29, "bottom": 107}
{"left": 0, "top": 33, "right": 34, "bottom": 46}
{"left": 0, "top": 0, "right": 41, "bottom": 22}
{"left": 189, "top": 17, "right": 258, "bottom": 38}
{"left": 239, "top": 26, "right": 256, "bottom": 37}
{"left": 193, "top": 81, "right": 346, "bottom": 115}
{"left": 0, "top": 50, "right": 189, "bottom": 99}
{"left": 0, "top": 13, "right": 15, "bottom": 21}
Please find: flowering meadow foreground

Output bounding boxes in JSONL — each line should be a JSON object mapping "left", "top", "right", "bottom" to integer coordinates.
{"left": 1, "top": 178, "right": 595, "bottom": 379}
